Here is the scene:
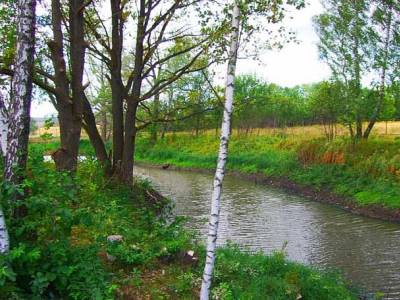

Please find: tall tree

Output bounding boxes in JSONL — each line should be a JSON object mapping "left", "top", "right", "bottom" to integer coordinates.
{"left": 48, "top": 0, "right": 86, "bottom": 171}
{"left": 199, "top": 0, "right": 304, "bottom": 298}
{"left": 1, "top": 0, "right": 37, "bottom": 253}
{"left": 0, "top": 93, "right": 9, "bottom": 255}
{"left": 86, "top": 0, "right": 214, "bottom": 184}
{"left": 4, "top": 0, "right": 36, "bottom": 183}
{"left": 200, "top": 3, "right": 240, "bottom": 298}
{"left": 314, "top": 0, "right": 373, "bottom": 138}
{"left": 363, "top": 0, "right": 400, "bottom": 138}
{"left": 0, "top": 0, "right": 109, "bottom": 172}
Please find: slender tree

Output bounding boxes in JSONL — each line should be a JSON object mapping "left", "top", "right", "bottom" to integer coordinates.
{"left": 0, "top": 97, "right": 7, "bottom": 156}
{"left": 0, "top": 202, "right": 8, "bottom": 253}
{"left": 314, "top": 0, "right": 372, "bottom": 138}
{"left": 199, "top": 1, "right": 304, "bottom": 297}
{"left": 364, "top": 0, "right": 399, "bottom": 138}
{"left": 200, "top": 4, "right": 240, "bottom": 298}
{"left": 0, "top": 93, "right": 9, "bottom": 254}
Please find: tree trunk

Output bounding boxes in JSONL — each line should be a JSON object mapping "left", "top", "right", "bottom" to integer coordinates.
{"left": 82, "top": 94, "right": 111, "bottom": 171}
{"left": 348, "top": 122, "right": 354, "bottom": 139}
{"left": 200, "top": 3, "right": 240, "bottom": 299}
{"left": 0, "top": 208, "right": 9, "bottom": 254}
{"left": 354, "top": 115, "right": 362, "bottom": 139}
{"left": 101, "top": 110, "right": 107, "bottom": 142}
{"left": 48, "top": 0, "right": 85, "bottom": 172}
{"left": 0, "top": 94, "right": 9, "bottom": 255}
{"left": 110, "top": 0, "right": 124, "bottom": 170}
{"left": 121, "top": 100, "right": 138, "bottom": 184}
{"left": 4, "top": 0, "right": 36, "bottom": 184}
{"left": 119, "top": 0, "right": 145, "bottom": 184}
{"left": 150, "top": 93, "right": 160, "bottom": 143}
{"left": 0, "top": 100, "right": 7, "bottom": 157}
{"left": 62, "top": 0, "right": 85, "bottom": 171}
{"left": 1, "top": 0, "right": 36, "bottom": 254}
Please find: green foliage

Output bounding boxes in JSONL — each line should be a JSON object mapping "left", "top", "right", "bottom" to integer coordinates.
{"left": 0, "top": 149, "right": 191, "bottom": 299}
{"left": 135, "top": 133, "right": 400, "bottom": 209}
{"left": 19, "top": 140, "right": 357, "bottom": 299}
{"left": 208, "top": 245, "right": 355, "bottom": 300}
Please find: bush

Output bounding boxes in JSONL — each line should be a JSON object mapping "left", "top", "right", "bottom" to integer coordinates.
{"left": 0, "top": 150, "right": 191, "bottom": 299}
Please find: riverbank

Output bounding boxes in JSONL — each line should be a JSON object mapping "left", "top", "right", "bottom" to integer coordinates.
{"left": 135, "top": 133, "right": 400, "bottom": 222}
{"left": 0, "top": 147, "right": 357, "bottom": 299}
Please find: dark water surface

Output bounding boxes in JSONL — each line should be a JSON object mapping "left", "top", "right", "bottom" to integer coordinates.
{"left": 134, "top": 165, "right": 400, "bottom": 299}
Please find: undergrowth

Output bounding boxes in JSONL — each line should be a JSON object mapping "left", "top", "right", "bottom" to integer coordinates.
{"left": 0, "top": 143, "right": 358, "bottom": 299}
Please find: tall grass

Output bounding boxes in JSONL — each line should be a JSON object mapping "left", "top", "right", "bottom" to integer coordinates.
{"left": 136, "top": 133, "right": 400, "bottom": 209}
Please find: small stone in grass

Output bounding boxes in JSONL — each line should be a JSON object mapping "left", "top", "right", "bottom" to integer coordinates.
{"left": 106, "top": 235, "right": 123, "bottom": 262}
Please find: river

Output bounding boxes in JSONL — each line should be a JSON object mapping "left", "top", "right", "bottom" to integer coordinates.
{"left": 134, "top": 165, "right": 400, "bottom": 299}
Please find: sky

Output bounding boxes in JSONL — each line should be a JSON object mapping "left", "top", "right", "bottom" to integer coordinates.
{"left": 31, "top": 0, "right": 331, "bottom": 118}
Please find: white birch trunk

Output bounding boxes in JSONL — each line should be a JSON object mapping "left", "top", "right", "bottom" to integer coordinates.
{"left": 1, "top": 0, "right": 36, "bottom": 254}
{"left": 4, "top": 0, "right": 36, "bottom": 183}
{"left": 0, "top": 94, "right": 9, "bottom": 254}
{"left": 0, "top": 96, "right": 8, "bottom": 156}
{"left": 0, "top": 207, "right": 9, "bottom": 254}
{"left": 199, "top": 3, "right": 240, "bottom": 300}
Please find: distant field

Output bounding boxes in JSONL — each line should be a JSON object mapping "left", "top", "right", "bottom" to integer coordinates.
{"left": 31, "top": 121, "right": 400, "bottom": 140}
{"left": 160, "top": 121, "right": 400, "bottom": 140}
{"left": 32, "top": 126, "right": 90, "bottom": 138}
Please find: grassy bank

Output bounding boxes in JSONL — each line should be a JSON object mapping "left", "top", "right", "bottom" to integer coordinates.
{"left": 0, "top": 145, "right": 357, "bottom": 299}
{"left": 135, "top": 132, "right": 400, "bottom": 213}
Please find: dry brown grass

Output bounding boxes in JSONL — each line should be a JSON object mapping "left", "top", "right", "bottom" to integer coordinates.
{"left": 31, "top": 126, "right": 93, "bottom": 138}
{"left": 213, "top": 121, "right": 400, "bottom": 140}
{"left": 31, "top": 121, "right": 400, "bottom": 141}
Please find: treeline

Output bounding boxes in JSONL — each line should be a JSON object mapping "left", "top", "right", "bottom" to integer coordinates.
{"left": 143, "top": 0, "right": 400, "bottom": 140}
{"left": 153, "top": 75, "right": 400, "bottom": 139}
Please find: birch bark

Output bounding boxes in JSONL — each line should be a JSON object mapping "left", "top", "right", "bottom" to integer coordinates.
{"left": 0, "top": 207, "right": 9, "bottom": 254}
{"left": 0, "top": 94, "right": 9, "bottom": 253}
{"left": 200, "top": 3, "right": 240, "bottom": 299}
{"left": 4, "top": 0, "right": 36, "bottom": 183}
{"left": 1, "top": 0, "right": 36, "bottom": 253}
{"left": 0, "top": 98, "right": 7, "bottom": 156}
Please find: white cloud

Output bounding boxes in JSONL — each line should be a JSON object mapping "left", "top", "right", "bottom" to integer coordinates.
{"left": 236, "top": 0, "right": 331, "bottom": 87}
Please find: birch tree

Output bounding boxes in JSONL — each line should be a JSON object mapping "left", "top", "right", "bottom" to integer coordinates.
{"left": 0, "top": 92, "right": 9, "bottom": 254}
{"left": 1, "top": 0, "right": 36, "bottom": 254}
{"left": 4, "top": 0, "right": 36, "bottom": 184}
{"left": 0, "top": 97, "right": 7, "bottom": 156}
{"left": 200, "top": 1, "right": 305, "bottom": 298}
{"left": 0, "top": 202, "right": 8, "bottom": 253}
{"left": 200, "top": 4, "right": 240, "bottom": 299}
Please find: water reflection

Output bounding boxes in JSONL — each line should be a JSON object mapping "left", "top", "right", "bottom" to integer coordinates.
{"left": 134, "top": 165, "right": 400, "bottom": 298}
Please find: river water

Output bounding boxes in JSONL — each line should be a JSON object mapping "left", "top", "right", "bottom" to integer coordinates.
{"left": 134, "top": 165, "right": 400, "bottom": 298}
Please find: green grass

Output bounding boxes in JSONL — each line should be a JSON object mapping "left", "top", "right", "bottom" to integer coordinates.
{"left": 0, "top": 144, "right": 357, "bottom": 299}
{"left": 135, "top": 133, "right": 400, "bottom": 209}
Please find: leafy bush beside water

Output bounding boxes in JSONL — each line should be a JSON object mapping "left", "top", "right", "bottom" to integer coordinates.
{"left": 0, "top": 144, "right": 357, "bottom": 299}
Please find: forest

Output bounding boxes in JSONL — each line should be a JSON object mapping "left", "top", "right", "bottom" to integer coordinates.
{"left": 0, "top": 0, "right": 399, "bottom": 299}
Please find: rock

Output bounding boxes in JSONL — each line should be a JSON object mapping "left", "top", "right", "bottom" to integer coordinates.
{"left": 106, "top": 235, "right": 123, "bottom": 262}
{"left": 107, "top": 235, "right": 123, "bottom": 243}
{"left": 181, "top": 250, "right": 199, "bottom": 266}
